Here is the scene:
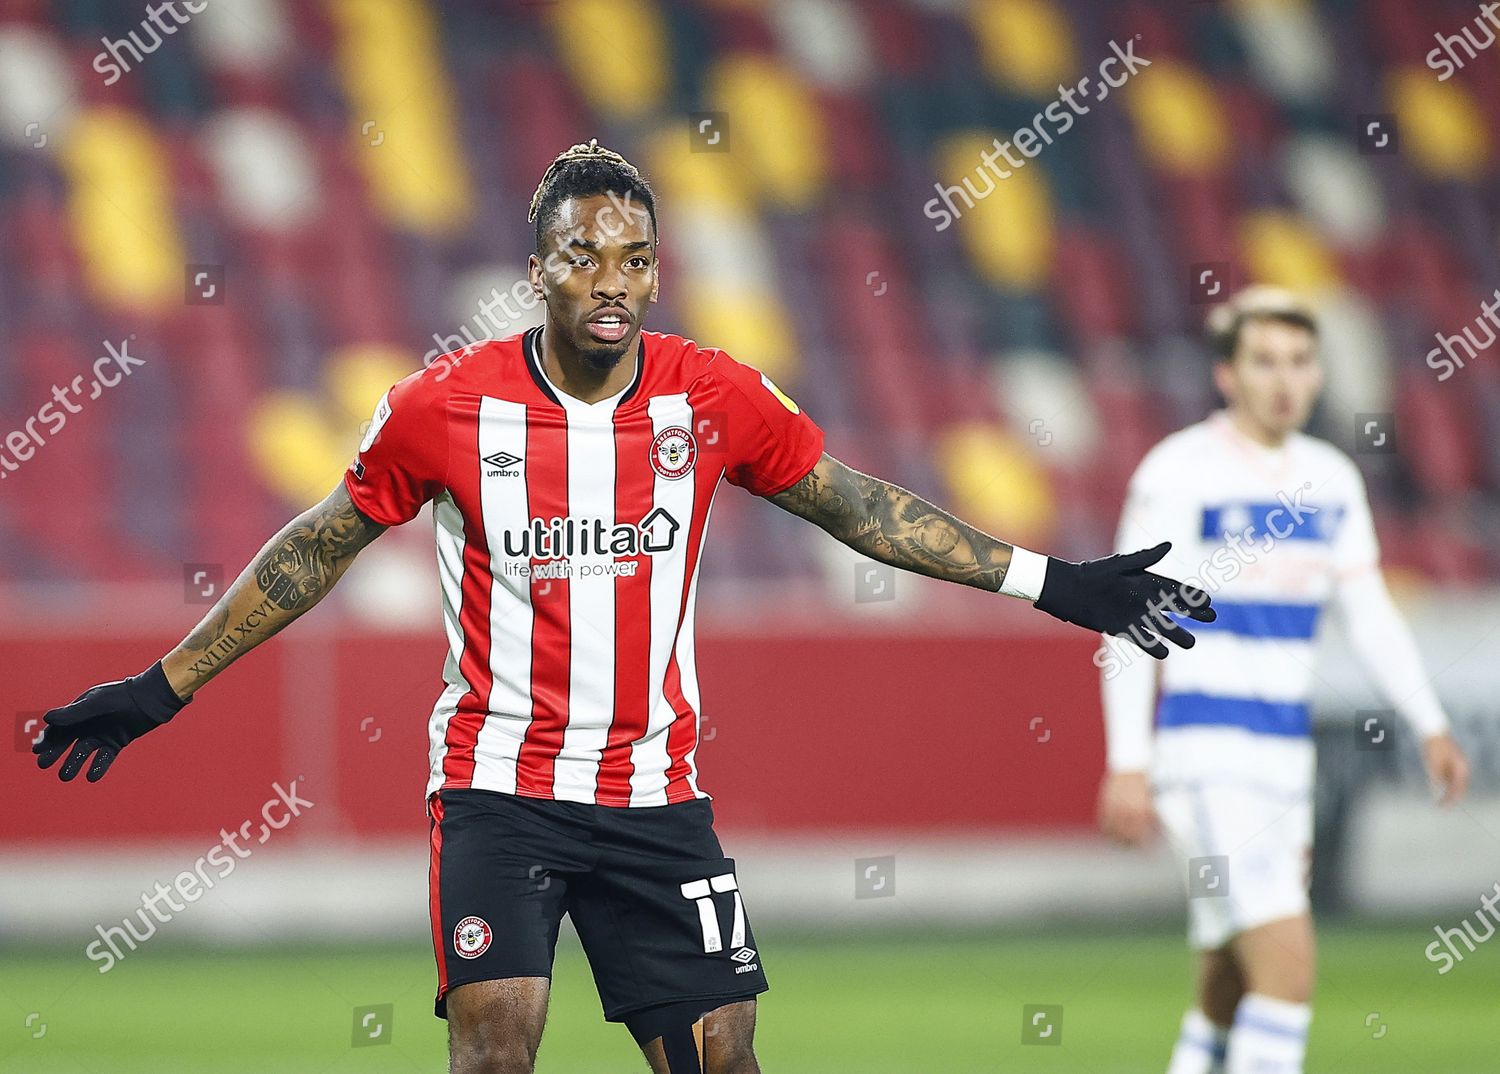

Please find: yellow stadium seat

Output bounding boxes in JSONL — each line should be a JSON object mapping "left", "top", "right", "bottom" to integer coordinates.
{"left": 645, "top": 123, "right": 752, "bottom": 211}
{"left": 248, "top": 391, "right": 351, "bottom": 505}
{"left": 936, "top": 422, "right": 1056, "bottom": 545}
{"left": 709, "top": 55, "right": 828, "bottom": 209}
{"left": 327, "top": 344, "right": 421, "bottom": 429}
{"left": 970, "top": 0, "right": 1077, "bottom": 96}
{"left": 327, "top": 0, "right": 473, "bottom": 234}
{"left": 1126, "top": 61, "right": 1231, "bottom": 174}
{"left": 249, "top": 344, "right": 418, "bottom": 504}
{"left": 552, "top": 0, "right": 669, "bottom": 120}
{"left": 681, "top": 285, "right": 797, "bottom": 384}
{"left": 936, "top": 132, "right": 1054, "bottom": 288}
{"left": 1390, "top": 67, "right": 1491, "bottom": 180}
{"left": 1239, "top": 210, "right": 1341, "bottom": 292}
{"left": 59, "top": 108, "right": 183, "bottom": 312}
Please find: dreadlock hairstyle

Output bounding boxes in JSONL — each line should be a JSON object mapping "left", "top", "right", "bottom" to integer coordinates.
{"left": 528, "top": 139, "right": 658, "bottom": 253}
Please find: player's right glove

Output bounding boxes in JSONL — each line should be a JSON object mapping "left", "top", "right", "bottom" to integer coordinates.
{"left": 1034, "top": 541, "right": 1215, "bottom": 660}
{"left": 32, "top": 661, "right": 189, "bottom": 783}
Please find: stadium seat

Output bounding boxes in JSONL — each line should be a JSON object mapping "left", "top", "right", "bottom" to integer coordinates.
{"left": 706, "top": 53, "right": 829, "bottom": 209}
{"left": 1281, "top": 133, "right": 1385, "bottom": 248}
{"left": 0, "top": 0, "right": 1491, "bottom": 590}
{"left": 552, "top": 0, "right": 670, "bottom": 119}
{"left": 1239, "top": 209, "right": 1342, "bottom": 293}
{"left": 58, "top": 107, "right": 184, "bottom": 311}
{"left": 1395, "top": 367, "right": 1479, "bottom": 500}
{"left": 934, "top": 420, "right": 1057, "bottom": 548}
{"left": 768, "top": 0, "right": 873, "bottom": 91}
{"left": 933, "top": 131, "right": 1055, "bottom": 290}
{"left": 968, "top": 0, "right": 1076, "bottom": 98}
{"left": 325, "top": 0, "right": 473, "bottom": 234}
{"left": 1125, "top": 60, "right": 1232, "bottom": 176}
{"left": 1388, "top": 66, "right": 1492, "bottom": 181}
{"left": 1231, "top": 0, "right": 1337, "bottom": 105}
{"left": 992, "top": 349, "right": 1101, "bottom": 468}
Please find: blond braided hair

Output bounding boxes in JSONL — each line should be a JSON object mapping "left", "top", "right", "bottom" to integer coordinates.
{"left": 528, "top": 138, "right": 646, "bottom": 223}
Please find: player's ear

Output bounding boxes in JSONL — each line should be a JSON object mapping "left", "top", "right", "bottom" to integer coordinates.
{"left": 1211, "top": 358, "right": 1235, "bottom": 401}
{"left": 528, "top": 253, "right": 545, "bottom": 301}
{"left": 649, "top": 255, "right": 660, "bottom": 304}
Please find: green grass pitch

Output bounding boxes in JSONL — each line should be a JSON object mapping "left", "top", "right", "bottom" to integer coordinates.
{"left": 2, "top": 924, "right": 1495, "bottom": 1072}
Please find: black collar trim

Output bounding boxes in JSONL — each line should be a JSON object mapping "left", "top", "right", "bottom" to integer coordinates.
{"left": 524, "top": 326, "right": 646, "bottom": 407}
{"left": 522, "top": 326, "right": 560, "bottom": 406}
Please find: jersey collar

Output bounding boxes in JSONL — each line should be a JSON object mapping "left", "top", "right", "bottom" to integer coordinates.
{"left": 524, "top": 326, "right": 645, "bottom": 412}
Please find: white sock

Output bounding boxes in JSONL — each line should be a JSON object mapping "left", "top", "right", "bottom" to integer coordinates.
{"left": 1225, "top": 993, "right": 1311, "bottom": 1074}
{"left": 1166, "top": 1008, "right": 1229, "bottom": 1074}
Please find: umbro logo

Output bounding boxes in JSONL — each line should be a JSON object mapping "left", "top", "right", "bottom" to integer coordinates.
{"left": 483, "top": 450, "right": 522, "bottom": 477}
{"left": 730, "top": 947, "right": 757, "bottom": 963}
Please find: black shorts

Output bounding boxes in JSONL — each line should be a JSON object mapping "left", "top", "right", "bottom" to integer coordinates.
{"left": 428, "top": 788, "right": 769, "bottom": 1025}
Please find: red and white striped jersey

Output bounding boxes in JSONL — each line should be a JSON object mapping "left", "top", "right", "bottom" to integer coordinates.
{"left": 344, "top": 328, "right": 824, "bottom": 807}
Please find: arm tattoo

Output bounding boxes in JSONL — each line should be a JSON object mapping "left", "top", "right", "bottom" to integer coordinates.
{"left": 256, "top": 493, "right": 373, "bottom": 611}
{"left": 170, "top": 486, "right": 385, "bottom": 693}
{"left": 770, "top": 454, "right": 1015, "bottom": 591}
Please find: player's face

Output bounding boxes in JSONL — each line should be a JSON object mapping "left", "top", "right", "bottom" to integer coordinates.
{"left": 529, "top": 193, "right": 658, "bottom": 371}
{"left": 1215, "top": 319, "right": 1322, "bottom": 440}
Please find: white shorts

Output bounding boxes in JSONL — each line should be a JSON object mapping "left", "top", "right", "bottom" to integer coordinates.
{"left": 1154, "top": 783, "right": 1313, "bottom": 950}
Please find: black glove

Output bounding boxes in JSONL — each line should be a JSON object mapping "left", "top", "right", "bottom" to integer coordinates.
{"left": 1035, "top": 541, "right": 1216, "bottom": 660}
{"left": 33, "top": 661, "right": 189, "bottom": 782}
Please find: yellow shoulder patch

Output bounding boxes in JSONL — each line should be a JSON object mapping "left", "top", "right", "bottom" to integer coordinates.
{"left": 759, "top": 371, "right": 800, "bottom": 414}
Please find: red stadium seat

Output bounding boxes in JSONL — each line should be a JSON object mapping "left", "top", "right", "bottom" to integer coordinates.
{"left": 862, "top": 1, "right": 936, "bottom": 79}
{"left": 1049, "top": 227, "right": 1135, "bottom": 347}
{"left": 0, "top": 0, "right": 1490, "bottom": 591}
{"left": 1395, "top": 367, "right": 1479, "bottom": 499}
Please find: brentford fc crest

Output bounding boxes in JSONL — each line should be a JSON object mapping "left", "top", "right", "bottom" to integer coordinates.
{"left": 650, "top": 427, "right": 697, "bottom": 480}
{"left": 454, "top": 915, "right": 492, "bottom": 959}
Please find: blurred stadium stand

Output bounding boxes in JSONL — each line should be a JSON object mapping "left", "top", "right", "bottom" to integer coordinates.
{"left": 0, "top": 0, "right": 1496, "bottom": 586}
{"left": 2, "top": 0, "right": 1499, "bottom": 930}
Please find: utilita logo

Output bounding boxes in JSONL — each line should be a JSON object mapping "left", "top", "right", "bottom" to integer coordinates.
{"left": 501, "top": 510, "right": 680, "bottom": 560}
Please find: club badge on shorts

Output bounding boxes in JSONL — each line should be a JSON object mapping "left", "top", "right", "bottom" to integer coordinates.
{"left": 650, "top": 427, "right": 697, "bottom": 480}
{"left": 454, "top": 915, "right": 492, "bottom": 959}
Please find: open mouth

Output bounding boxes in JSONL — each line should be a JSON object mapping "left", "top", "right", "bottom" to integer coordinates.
{"left": 586, "top": 310, "right": 630, "bottom": 343}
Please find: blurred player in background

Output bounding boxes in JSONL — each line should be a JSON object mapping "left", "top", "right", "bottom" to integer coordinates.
{"left": 1096, "top": 287, "right": 1471, "bottom": 1074}
{"left": 34, "top": 141, "right": 1214, "bottom": 1074}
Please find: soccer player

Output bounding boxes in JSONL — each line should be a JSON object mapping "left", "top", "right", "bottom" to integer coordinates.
{"left": 34, "top": 140, "right": 1214, "bottom": 1074}
{"left": 1096, "top": 287, "right": 1471, "bottom": 1074}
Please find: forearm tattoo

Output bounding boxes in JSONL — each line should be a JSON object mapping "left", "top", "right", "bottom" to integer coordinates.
{"left": 174, "top": 488, "right": 384, "bottom": 689}
{"left": 771, "top": 455, "right": 1014, "bottom": 591}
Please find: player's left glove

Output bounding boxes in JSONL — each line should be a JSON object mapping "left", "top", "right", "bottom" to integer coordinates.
{"left": 32, "top": 661, "right": 189, "bottom": 783}
{"left": 1034, "top": 541, "right": 1215, "bottom": 660}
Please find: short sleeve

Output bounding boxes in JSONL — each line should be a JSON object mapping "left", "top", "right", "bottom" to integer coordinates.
{"left": 710, "top": 351, "right": 824, "bottom": 496}
{"left": 343, "top": 370, "right": 448, "bottom": 526}
{"left": 1333, "top": 462, "right": 1380, "bottom": 578}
